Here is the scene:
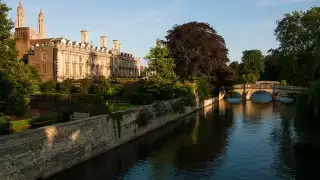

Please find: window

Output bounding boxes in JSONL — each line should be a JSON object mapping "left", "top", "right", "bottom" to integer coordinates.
{"left": 65, "top": 64, "right": 69, "bottom": 75}
{"left": 96, "top": 65, "right": 100, "bottom": 76}
{"left": 42, "top": 52, "right": 47, "bottom": 61}
{"left": 65, "top": 54, "right": 69, "bottom": 62}
{"left": 73, "top": 64, "right": 76, "bottom": 75}
{"left": 79, "top": 65, "right": 83, "bottom": 76}
{"left": 41, "top": 64, "right": 47, "bottom": 74}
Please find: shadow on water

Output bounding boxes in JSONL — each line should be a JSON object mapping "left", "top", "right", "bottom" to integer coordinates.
{"left": 48, "top": 100, "right": 297, "bottom": 180}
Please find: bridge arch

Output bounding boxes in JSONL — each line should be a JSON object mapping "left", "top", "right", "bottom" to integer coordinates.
{"left": 249, "top": 90, "right": 273, "bottom": 102}
{"left": 242, "top": 89, "right": 274, "bottom": 100}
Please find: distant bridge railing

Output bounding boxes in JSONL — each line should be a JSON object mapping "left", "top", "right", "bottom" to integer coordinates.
{"left": 233, "top": 84, "right": 307, "bottom": 91}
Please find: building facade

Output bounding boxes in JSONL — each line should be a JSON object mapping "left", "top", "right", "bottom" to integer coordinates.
{"left": 110, "top": 49, "right": 141, "bottom": 78}
{"left": 14, "top": 2, "right": 140, "bottom": 82}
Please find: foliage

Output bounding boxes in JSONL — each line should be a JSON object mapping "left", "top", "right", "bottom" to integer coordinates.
{"left": 272, "top": 7, "right": 320, "bottom": 86}
{"left": 145, "top": 39, "right": 177, "bottom": 83}
{"left": 173, "top": 82, "right": 195, "bottom": 98}
{"left": 260, "top": 52, "right": 281, "bottom": 81}
{"left": 78, "top": 78, "right": 92, "bottom": 94}
{"left": 241, "top": 50, "right": 265, "bottom": 80}
{"left": 0, "top": 116, "right": 10, "bottom": 135}
{"left": 10, "top": 119, "right": 30, "bottom": 133}
{"left": 92, "top": 79, "right": 112, "bottom": 96}
{"left": 57, "top": 79, "right": 74, "bottom": 93}
{"left": 195, "top": 77, "right": 211, "bottom": 100}
{"left": 229, "top": 61, "right": 240, "bottom": 76}
{"left": 240, "top": 73, "right": 257, "bottom": 84}
{"left": 164, "top": 21, "right": 229, "bottom": 80}
{"left": 130, "top": 93, "right": 154, "bottom": 105}
{"left": 281, "top": 80, "right": 287, "bottom": 85}
{"left": 210, "top": 64, "right": 236, "bottom": 94}
{"left": 0, "top": 1, "right": 40, "bottom": 116}
{"left": 30, "top": 113, "right": 59, "bottom": 128}
{"left": 40, "top": 80, "right": 56, "bottom": 93}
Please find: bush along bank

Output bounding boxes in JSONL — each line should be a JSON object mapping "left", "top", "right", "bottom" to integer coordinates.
{"left": 0, "top": 77, "right": 214, "bottom": 136}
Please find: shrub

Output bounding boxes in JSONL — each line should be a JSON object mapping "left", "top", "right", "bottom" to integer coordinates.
{"left": 40, "top": 80, "right": 56, "bottom": 93}
{"left": 195, "top": 78, "right": 211, "bottom": 100}
{"left": 30, "top": 113, "right": 59, "bottom": 128}
{"left": 173, "top": 82, "right": 194, "bottom": 98}
{"left": 281, "top": 80, "right": 287, "bottom": 85}
{"left": 0, "top": 2, "right": 40, "bottom": 116}
{"left": 0, "top": 116, "right": 10, "bottom": 135}
{"left": 56, "top": 81, "right": 71, "bottom": 93}
{"left": 130, "top": 93, "right": 154, "bottom": 105}
{"left": 92, "top": 79, "right": 112, "bottom": 96}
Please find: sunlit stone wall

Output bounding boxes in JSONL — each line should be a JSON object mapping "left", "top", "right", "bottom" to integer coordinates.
{"left": 0, "top": 97, "right": 219, "bottom": 180}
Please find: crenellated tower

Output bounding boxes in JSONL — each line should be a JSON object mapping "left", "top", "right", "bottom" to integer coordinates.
{"left": 37, "top": 8, "right": 45, "bottom": 38}
{"left": 16, "top": 1, "right": 24, "bottom": 28}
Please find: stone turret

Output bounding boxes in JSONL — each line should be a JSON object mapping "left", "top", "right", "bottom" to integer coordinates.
{"left": 37, "top": 8, "right": 45, "bottom": 38}
{"left": 16, "top": 1, "right": 24, "bottom": 28}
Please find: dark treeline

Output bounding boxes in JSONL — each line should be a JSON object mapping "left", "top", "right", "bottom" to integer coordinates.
{"left": 229, "top": 7, "right": 320, "bottom": 87}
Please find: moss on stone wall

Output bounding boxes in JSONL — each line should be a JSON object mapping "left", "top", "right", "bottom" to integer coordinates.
{"left": 170, "top": 99, "right": 186, "bottom": 114}
{"left": 135, "top": 109, "right": 153, "bottom": 128}
{"left": 152, "top": 101, "right": 173, "bottom": 117}
{"left": 111, "top": 112, "right": 123, "bottom": 138}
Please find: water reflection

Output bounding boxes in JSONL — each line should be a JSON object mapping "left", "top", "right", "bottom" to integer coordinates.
{"left": 48, "top": 100, "right": 296, "bottom": 180}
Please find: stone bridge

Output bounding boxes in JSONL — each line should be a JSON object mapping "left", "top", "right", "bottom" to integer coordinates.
{"left": 233, "top": 84, "right": 307, "bottom": 100}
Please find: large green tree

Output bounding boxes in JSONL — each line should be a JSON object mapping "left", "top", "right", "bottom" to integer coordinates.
{"left": 274, "top": 7, "right": 320, "bottom": 86}
{"left": 0, "top": 1, "right": 39, "bottom": 116}
{"left": 240, "top": 50, "right": 265, "bottom": 80}
{"left": 260, "top": 49, "right": 281, "bottom": 81}
{"left": 145, "top": 39, "right": 177, "bottom": 83}
{"left": 229, "top": 61, "right": 241, "bottom": 77}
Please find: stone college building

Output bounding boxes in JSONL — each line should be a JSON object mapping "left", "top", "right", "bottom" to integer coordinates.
{"left": 14, "top": 2, "right": 140, "bottom": 82}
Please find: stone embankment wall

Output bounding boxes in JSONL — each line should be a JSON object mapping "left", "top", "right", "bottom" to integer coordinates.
{"left": 0, "top": 96, "right": 222, "bottom": 180}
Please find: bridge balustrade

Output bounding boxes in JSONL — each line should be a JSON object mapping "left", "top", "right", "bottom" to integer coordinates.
{"left": 233, "top": 84, "right": 244, "bottom": 89}
{"left": 274, "top": 85, "right": 306, "bottom": 91}
{"left": 233, "top": 84, "right": 306, "bottom": 91}
{"left": 247, "top": 84, "right": 273, "bottom": 89}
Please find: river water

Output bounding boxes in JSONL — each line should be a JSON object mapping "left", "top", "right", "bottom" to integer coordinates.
{"left": 49, "top": 93, "right": 297, "bottom": 180}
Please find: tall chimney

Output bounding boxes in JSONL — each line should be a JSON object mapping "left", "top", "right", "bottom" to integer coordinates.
{"left": 113, "top": 40, "right": 120, "bottom": 50}
{"left": 81, "top": 30, "right": 88, "bottom": 43}
{"left": 100, "top": 36, "right": 107, "bottom": 48}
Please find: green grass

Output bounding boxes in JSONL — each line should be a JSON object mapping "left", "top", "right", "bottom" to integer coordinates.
{"left": 108, "top": 103, "right": 140, "bottom": 112}
{"left": 10, "top": 119, "right": 31, "bottom": 133}
{"left": 4, "top": 103, "right": 138, "bottom": 135}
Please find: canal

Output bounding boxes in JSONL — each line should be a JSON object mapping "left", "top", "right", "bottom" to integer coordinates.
{"left": 49, "top": 94, "right": 297, "bottom": 180}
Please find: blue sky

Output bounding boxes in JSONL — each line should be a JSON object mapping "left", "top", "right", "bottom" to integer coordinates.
{"left": 5, "top": 0, "right": 320, "bottom": 65}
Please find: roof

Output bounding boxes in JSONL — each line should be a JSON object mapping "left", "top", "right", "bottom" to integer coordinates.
{"left": 30, "top": 38, "right": 66, "bottom": 46}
